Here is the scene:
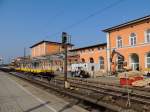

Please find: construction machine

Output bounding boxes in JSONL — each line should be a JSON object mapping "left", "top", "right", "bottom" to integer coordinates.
{"left": 110, "top": 49, "right": 126, "bottom": 74}
{"left": 111, "top": 50, "right": 124, "bottom": 62}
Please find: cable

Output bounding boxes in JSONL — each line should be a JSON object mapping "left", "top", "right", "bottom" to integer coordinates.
{"left": 47, "top": 10, "right": 65, "bottom": 24}
{"left": 47, "top": 0, "right": 125, "bottom": 38}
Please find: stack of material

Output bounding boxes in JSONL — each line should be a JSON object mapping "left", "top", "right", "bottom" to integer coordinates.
{"left": 132, "top": 78, "right": 150, "bottom": 87}
{"left": 95, "top": 70, "right": 107, "bottom": 77}
{"left": 118, "top": 71, "right": 144, "bottom": 86}
{"left": 118, "top": 71, "right": 144, "bottom": 78}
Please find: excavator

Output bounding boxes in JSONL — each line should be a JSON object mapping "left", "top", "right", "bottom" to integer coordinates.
{"left": 110, "top": 49, "right": 126, "bottom": 75}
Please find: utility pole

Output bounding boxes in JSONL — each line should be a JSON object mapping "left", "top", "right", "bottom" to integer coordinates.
{"left": 64, "top": 42, "right": 67, "bottom": 82}
{"left": 0, "top": 57, "right": 2, "bottom": 65}
{"left": 62, "top": 32, "right": 70, "bottom": 88}
{"left": 1, "top": 58, "right": 3, "bottom": 65}
{"left": 125, "top": 73, "right": 131, "bottom": 108}
{"left": 24, "top": 47, "right": 26, "bottom": 58}
{"left": 23, "top": 47, "right": 27, "bottom": 68}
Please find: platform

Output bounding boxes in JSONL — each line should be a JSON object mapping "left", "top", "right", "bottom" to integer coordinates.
{"left": 0, "top": 71, "right": 88, "bottom": 112}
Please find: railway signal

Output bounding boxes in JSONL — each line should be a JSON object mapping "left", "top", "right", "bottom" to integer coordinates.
{"left": 62, "top": 32, "right": 67, "bottom": 44}
{"left": 62, "top": 32, "right": 70, "bottom": 88}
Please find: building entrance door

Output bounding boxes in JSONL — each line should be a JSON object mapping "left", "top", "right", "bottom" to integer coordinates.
{"left": 130, "top": 53, "right": 139, "bottom": 70}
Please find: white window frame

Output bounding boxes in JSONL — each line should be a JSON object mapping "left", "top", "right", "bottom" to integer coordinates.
{"left": 99, "top": 57, "right": 104, "bottom": 69}
{"left": 129, "top": 53, "right": 139, "bottom": 70}
{"left": 145, "top": 29, "right": 150, "bottom": 43}
{"left": 146, "top": 52, "right": 150, "bottom": 68}
{"left": 129, "top": 33, "right": 137, "bottom": 46}
{"left": 116, "top": 36, "right": 123, "bottom": 48}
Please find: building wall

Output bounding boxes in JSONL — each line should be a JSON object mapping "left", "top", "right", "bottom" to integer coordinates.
{"left": 46, "top": 43, "right": 61, "bottom": 55}
{"left": 79, "top": 47, "right": 106, "bottom": 63}
{"left": 31, "top": 42, "right": 73, "bottom": 57}
{"left": 75, "top": 45, "right": 107, "bottom": 71}
{"left": 31, "top": 43, "right": 46, "bottom": 57}
{"left": 109, "top": 20, "right": 150, "bottom": 71}
{"left": 31, "top": 42, "right": 62, "bottom": 57}
{"left": 30, "top": 41, "right": 73, "bottom": 72}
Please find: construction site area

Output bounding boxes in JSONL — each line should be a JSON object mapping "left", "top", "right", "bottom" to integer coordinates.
{"left": 1, "top": 0, "right": 150, "bottom": 111}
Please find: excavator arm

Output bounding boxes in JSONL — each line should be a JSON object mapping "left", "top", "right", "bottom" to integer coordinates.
{"left": 111, "top": 49, "right": 124, "bottom": 63}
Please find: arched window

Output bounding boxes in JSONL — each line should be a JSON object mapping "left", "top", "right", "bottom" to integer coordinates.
{"left": 145, "top": 29, "right": 150, "bottom": 43}
{"left": 81, "top": 58, "right": 85, "bottom": 63}
{"left": 146, "top": 52, "right": 150, "bottom": 68}
{"left": 117, "top": 36, "right": 122, "bottom": 48}
{"left": 99, "top": 57, "right": 104, "bottom": 69}
{"left": 89, "top": 58, "right": 94, "bottom": 63}
{"left": 129, "top": 33, "right": 136, "bottom": 46}
{"left": 130, "top": 53, "right": 139, "bottom": 70}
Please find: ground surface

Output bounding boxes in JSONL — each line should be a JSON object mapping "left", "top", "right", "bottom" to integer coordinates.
{"left": 57, "top": 71, "right": 119, "bottom": 85}
{"left": 0, "top": 71, "right": 88, "bottom": 112}
{"left": 86, "top": 76, "right": 119, "bottom": 84}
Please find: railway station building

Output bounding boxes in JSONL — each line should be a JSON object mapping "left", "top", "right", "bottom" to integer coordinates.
{"left": 17, "top": 15, "right": 150, "bottom": 76}
{"left": 28, "top": 40, "right": 108, "bottom": 75}
{"left": 103, "top": 15, "right": 150, "bottom": 72}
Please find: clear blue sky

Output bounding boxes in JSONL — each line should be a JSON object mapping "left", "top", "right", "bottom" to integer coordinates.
{"left": 0, "top": 0, "right": 150, "bottom": 63}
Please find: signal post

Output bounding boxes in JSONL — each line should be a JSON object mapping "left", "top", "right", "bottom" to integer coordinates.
{"left": 62, "top": 32, "right": 70, "bottom": 88}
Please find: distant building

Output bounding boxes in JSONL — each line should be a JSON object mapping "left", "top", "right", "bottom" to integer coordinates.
{"left": 12, "top": 56, "right": 31, "bottom": 67}
{"left": 29, "top": 40, "right": 74, "bottom": 71}
{"left": 30, "top": 40, "right": 73, "bottom": 58}
{"left": 103, "top": 15, "right": 150, "bottom": 72}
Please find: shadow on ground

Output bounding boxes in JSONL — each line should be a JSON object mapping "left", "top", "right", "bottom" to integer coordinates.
{"left": 58, "top": 100, "right": 81, "bottom": 112}
{"left": 24, "top": 101, "right": 50, "bottom": 112}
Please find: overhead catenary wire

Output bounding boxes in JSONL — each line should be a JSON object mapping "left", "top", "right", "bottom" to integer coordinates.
{"left": 47, "top": 0, "right": 125, "bottom": 38}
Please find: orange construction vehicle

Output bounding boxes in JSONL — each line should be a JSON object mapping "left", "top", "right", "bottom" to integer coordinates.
{"left": 110, "top": 50, "right": 125, "bottom": 75}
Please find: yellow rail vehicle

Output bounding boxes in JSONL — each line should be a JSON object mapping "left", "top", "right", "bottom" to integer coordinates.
{"left": 15, "top": 67, "right": 54, "bottom": 77}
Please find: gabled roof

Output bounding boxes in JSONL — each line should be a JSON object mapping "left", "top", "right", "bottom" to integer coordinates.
{"left": 103, "top": 15, "right": 150, "bottom": 32}
{"left": 70, "top": 43, "right": 107, "bottom": 51}
{"left": 30, "top": 40, "right": 74, "bottom": 48}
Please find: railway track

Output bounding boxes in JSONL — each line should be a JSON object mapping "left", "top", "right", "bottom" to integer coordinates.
{"left": 12, "top": 72, "right": 150, "bottom": 112}
{"left": 56, "top": 78, "right": 150, "bottom": 109}
{"left": 49, "top": 77, "right": 150, "bottom": 111}
{"left": 0, "top": 68, "right": 150, "bottom": 112}
{"left": 8, "top": 72, "right": 123, "bottom": 112}
{"left": 62, "top": 78, "right": 150, "bottom": 101}
{"left": 57, "top": 76, "right": 150, "bottom": 92}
